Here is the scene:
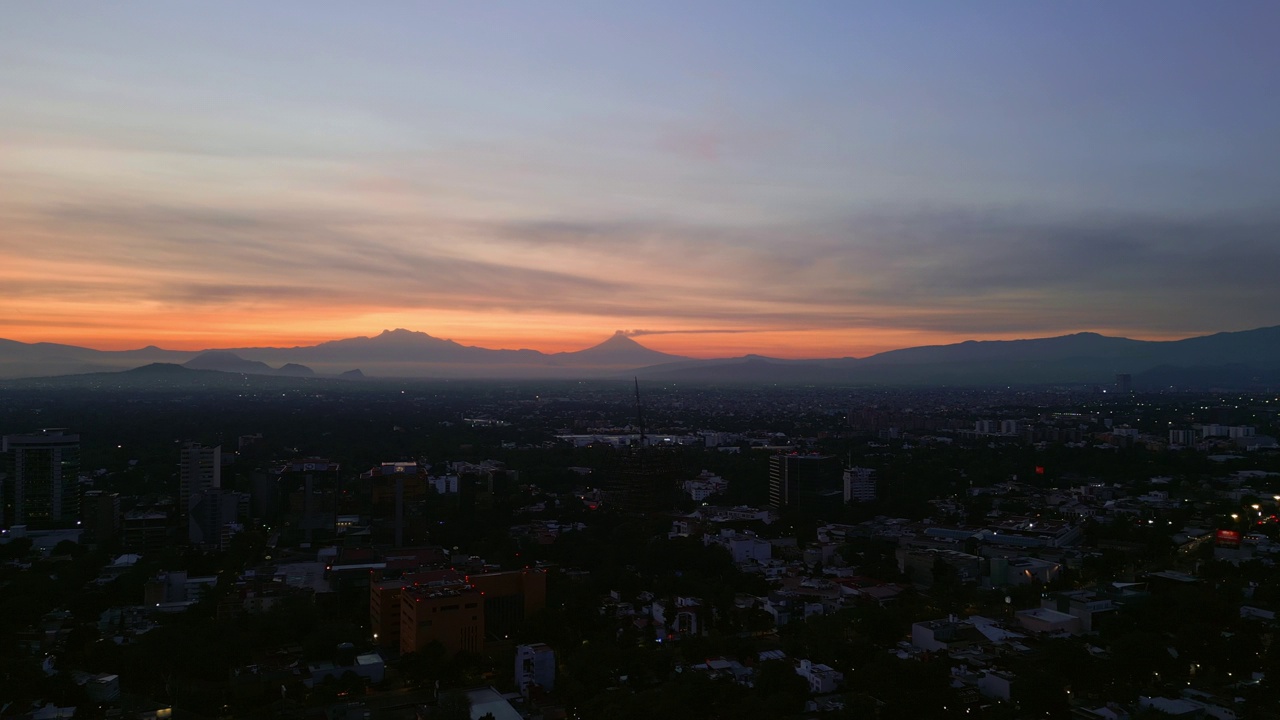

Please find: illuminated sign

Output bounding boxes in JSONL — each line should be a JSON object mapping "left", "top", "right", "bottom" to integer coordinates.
{"left": 1215, "top": 529, "right": 1241, "bottom": 547}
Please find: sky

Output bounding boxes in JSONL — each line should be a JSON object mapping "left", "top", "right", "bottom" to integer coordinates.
{"left": 2, "top": 2, "right": 1279, "bottom": 358}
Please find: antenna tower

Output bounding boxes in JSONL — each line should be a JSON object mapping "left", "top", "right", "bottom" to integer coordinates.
{"left": 634, "top": 377, "right": 646, "bottom": 447}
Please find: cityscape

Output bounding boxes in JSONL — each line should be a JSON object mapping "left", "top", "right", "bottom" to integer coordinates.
{"left": 2, "top": 374, "right": 1280, "bottom": 718}
{"left": 4, "top": 2, "right": 1280, "bottom": 719}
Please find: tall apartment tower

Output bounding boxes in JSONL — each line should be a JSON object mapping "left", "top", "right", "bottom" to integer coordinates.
{"left": 188, "top": 488, "right": 248, "bottom": 548}
{"left": 1, "top": 429, "right": 81, "bottom": 528}
{"left": 601, "top": 448, "right": 678, "bottom": 513}
{"left": 178, "top": 442, "right": 221, "bottom": 518}
{"left": 276, "top": 458, "right": 340, "bottom": 539}
{"left": 81, "top": 490, "right": 122, "bottom": 542}
{"left": 843, "top": 466, "right": 877, "bottom": 503}
{"left": 768, "top": 454, "right": 839, "bottom": 510}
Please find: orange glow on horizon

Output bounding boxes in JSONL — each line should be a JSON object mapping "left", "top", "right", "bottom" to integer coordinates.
{"left": 0, "top": 312, "right": 1203, "bottom": 360}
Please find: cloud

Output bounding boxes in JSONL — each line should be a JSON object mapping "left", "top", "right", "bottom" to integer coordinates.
{"left": 14, "top": 200, "right": 631, "bottom": 313}
{"left": 616, "top": 328, "right": 761, "bottom": 337}
{"left": 5, "top": 187, "right": 1280, "bottom": 346}
{"left": 490, "top": 205, "right": 1280, "bottom": 335}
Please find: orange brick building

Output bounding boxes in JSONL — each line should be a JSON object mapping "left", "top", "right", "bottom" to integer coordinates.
{"left": 399, "top": 582, "right": 485, "bottom": 656}
{"left": 378, "top": 567, "right": 548, "bottom": 656}
{"left": 468, "top": 568, "right": 548, "bottom": 641}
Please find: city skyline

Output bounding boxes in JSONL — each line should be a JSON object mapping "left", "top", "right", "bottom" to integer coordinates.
{"left": 3, "top": 2, "right": 1279, "bottom": 358}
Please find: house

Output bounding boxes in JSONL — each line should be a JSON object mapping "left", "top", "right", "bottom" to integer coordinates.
{"left": 795, "top": 658, "right": 844, "bottom": 694}
{"left": 1014, "top": 607, "right": 1082, "bottom": 635}
{"left": 911, "top": 617, "right": 987, "bottom": 652}
{"left": 976, "top": 669, "right": 1015, "bottom": 700}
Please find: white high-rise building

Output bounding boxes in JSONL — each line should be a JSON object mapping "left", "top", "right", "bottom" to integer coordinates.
{"left": 843, "top": 466, "right": 877, "bottom": 503}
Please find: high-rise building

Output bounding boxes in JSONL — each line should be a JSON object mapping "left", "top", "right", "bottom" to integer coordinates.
{"left": 768, "top": 454, "right": 839, "bottom": 510}
{"left": 81, "top": 490, "right": 121, "bottom": 543}
{"left": 178, "top": 443, "right": 221, "bottom": 518}
{"left": 188, "top": 488, "right": 248, "bottom": 548}
{"left": 277, "top": 458, "right": 340, "bottom": 538}
{"left": 600, "top": 448, "right": 678, "bottom": 513}
{"left": 122, "top": 510, "right": 169, "bottom": 554}
{"left": 843, "top": 466, "right": 877, "bottom": 503}
{"left": 2, "top": 429, "right": 81, "bottom": 528}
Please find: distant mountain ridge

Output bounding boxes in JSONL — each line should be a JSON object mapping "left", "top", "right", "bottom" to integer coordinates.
{"left": 0, "top": 328, "right": 693, "bottom": 380}
{"left": 632, "top": 326, "right": 1280, "bottom": 387}
{"left": 1, "top": 325, "right": 1278, "bottom": 387}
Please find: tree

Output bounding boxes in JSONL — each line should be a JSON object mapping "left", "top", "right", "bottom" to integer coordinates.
{"left": 435, "top": 689, "right": 472, "bottom": 720}
{"left": 754, "top": 660, "right": 809, "bottom": 713}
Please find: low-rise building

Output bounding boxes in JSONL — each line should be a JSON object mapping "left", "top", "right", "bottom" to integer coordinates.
{"left": 1014, "top": 607, "right": 1082, "bottom": 635}
{"left": 795, "top": 658, "right": 843, "bottom": 694}
{"left": 515, "top": 643, "right": 555, "bottom": 698}
{"left": 911, "top": 617, "right": 987, "bottom": 652}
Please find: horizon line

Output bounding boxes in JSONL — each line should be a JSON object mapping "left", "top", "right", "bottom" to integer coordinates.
{"left": 2, "top": 323, "right": 1272, "bottom": 360}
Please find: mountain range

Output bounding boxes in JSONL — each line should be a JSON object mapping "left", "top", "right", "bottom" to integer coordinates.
{"left": 1, "top": 325, "right": 1279, "bottom": 388}
{"left": 0, "top": 330, "right": 690, "bottom": 381}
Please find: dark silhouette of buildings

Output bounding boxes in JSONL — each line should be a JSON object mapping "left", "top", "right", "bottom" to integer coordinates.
{"left": 277, "top": 458, "right": 341, "bottom": 540}
{"left": 81, "top": 489, "right": 121, "bottom": 543}
{"left": 178, "top": 442, "right": 220, "bottom": 519}
{"left": 768, "top": 453, "right": 840, "bottom": 510}
{"left": 2, "top": 429, "right": 80, "bottom": 528}
{"left": 600, "top": 447, "right": 678, "bottom": 513}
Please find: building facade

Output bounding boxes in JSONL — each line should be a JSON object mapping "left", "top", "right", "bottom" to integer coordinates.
{"left": 81, "top": 490, "right": 121, "bottom": 543}
{"left": 515, "top": 643, "right": 556, "bottom": 697}
{"left": 400, "top": 582, "right": 485, "bottom": 656}
{"left": 2, "top": 429, "right": 81, "bottom": 528}
{"left": 768, "top": 454, "right": 839, "bottom": 510}
{"left": 389, "top": 567, "right": 548, "bottom": 655}
{"left": 188, "top": 488, "right": 248, "bottom": 548}
{"left": 843, "top": 466, "right": 877, "bottom": 503}
{"left": 178, "top": 443, "right": 221, "bottom": 519}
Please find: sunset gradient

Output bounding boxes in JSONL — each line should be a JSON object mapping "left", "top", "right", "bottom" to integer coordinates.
{"left": 3, "top": 2, "right": 1278, "bottom": 358}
